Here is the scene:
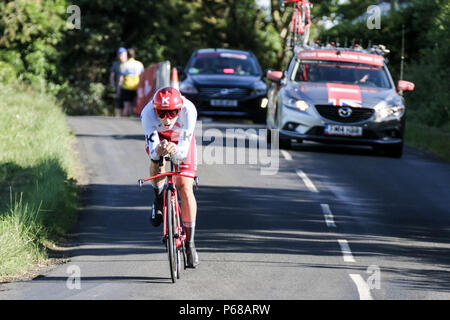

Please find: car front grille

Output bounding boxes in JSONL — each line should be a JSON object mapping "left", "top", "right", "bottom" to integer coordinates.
{"left": 314, "top": 105, "right": 374, "bottom": 123}
{"left": 198, "top": 87, "right": 251, "bottom": 100}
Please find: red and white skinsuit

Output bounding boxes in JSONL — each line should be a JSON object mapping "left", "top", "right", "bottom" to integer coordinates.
{"left": 140, "top": 96, "right": 197, "bottom": 177}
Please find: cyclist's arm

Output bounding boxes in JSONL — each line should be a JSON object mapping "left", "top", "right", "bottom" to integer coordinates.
{"left": 173, "top": 98, "right": 197, "bottom": 162}
{"left": 141, "top": 103, "right": 161, "bottom": 161}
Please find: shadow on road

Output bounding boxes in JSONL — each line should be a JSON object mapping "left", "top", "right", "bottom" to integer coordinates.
{"left": 38, "top": 179, "right": 450, "bottom": 293}
{"left": 195, "top": 184, "right": 450, "bottom": 293}
{"left": 32, "top": 275, "right": 170, "bottom": 284}
{"left": 49, "top": 117, "right": 450, "bottom": 294}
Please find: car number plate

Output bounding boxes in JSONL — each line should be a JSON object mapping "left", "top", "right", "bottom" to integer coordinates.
{"left": 324, "top": 124, "right": 363, "bottom": 137}
{"left": 210, "top": 99, "right": 238, "bottom": 107}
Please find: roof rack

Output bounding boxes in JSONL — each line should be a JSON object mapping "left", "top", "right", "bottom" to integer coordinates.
{"left": 294, "top": 41, "right": 390, "bottom": 57}
{"left": 368, "top": 44, "right": 390, "bottom": 56}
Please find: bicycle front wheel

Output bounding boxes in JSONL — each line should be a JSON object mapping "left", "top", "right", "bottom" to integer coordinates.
{"left": 166, "top": 190, "right": 177, "bottom": 283}
{"left": 174, "top": 199, "right": 183, "bottom": 279}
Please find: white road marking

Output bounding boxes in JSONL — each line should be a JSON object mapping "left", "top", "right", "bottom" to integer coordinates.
{"left": 320, "top": 204, "right": 336, "bottom": 227}
{"left": 296, "top": 169, "right": 319, "bottom": 193}
{"left": 337, "top": 239, "right": 355, "bottom": 262}
{"left": 349, "top": 274, "right": 374, "bottom": 300}
{"left": 280, "top": 150, "right": 292, "bottom": 161}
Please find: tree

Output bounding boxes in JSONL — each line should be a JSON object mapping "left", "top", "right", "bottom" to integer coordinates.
{"left": 0, "top": 0, "right": 68, "bottom": 88}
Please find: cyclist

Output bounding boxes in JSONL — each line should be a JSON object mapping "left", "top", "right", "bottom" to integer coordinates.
{"left": 140, "top": 87, "right": 199, "bottom": 268}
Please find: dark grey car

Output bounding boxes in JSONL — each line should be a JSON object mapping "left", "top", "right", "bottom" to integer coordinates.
{"left": 180, "top": 48, "right": 268, "bottom": 122}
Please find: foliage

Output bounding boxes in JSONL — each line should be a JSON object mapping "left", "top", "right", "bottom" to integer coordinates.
{"left": 0, "top": 81, "right": 80, "bottom": 277}
{"left": 319, "top": 0, "right": 449, "bottom": 127}
{"left": 0, "top": 0, "right": 68, "bottom": 90}
{"left": 404, "top": 0, "right": 449, "bottom": 127}
{"left": 57, "top": 81, "right": 108, "bottom": 115}
{"left": 0, "top": 0, "right": 448, "bottom": 123}
{"left": 405, "top": 120, "right": 450, "bottom": 162}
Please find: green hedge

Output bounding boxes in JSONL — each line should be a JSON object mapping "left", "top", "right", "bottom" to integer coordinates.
{"left": 0, "top": 82, "right": 80, "bottom": 278}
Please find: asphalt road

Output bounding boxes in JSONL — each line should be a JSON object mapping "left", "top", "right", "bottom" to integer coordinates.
{"left": 1, "top": 116, "right": 449, "bottom": 300}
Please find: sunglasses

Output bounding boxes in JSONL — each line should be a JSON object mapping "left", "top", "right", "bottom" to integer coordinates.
{"left": 155, "top": 109, "right": 181, "bottom": 119}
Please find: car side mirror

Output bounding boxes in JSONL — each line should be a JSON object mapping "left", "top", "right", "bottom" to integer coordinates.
{"left": 266, "top": 70, "right": 283, "bottom": 83}
{"left": 397, "top": 80, "right": 415, "bottom": 92}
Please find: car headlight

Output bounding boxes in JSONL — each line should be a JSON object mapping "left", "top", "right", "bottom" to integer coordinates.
{"left": 251, "top": 80, "right": 267, "bottom": 96}
{"left": 375, "top": 101, "right": 405, "bottom": 121}
{"left": 283, "top": 96, "right": 310, "bottom": 112}
{"left": 180, "top": 81, "right": 198, "bottom": 95}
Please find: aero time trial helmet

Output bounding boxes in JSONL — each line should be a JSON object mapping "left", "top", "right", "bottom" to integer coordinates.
{"left": 153, "top": 87, "right": 183, "bottom": 110}
{"left": 153, "top": 87, "right": 183, "bottom": 119}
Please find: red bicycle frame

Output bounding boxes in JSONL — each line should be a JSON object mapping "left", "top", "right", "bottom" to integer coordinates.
{"left": 139, "top": 170, "right": 194, "bottom": 248}
{"left": 284, "top": 0, "right": 312, "bottom": 35}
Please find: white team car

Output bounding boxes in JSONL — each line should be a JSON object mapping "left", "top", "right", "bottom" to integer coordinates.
{"left": 265, "top": 45, "right": 415, "bottom": 157}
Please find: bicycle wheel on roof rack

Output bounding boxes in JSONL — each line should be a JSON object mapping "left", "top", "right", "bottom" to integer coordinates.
{"left": 299, "top": 2, "right": 311, "bottom": 47}
{"left": 286, "top": 0, "right": 312, "bottom": 49}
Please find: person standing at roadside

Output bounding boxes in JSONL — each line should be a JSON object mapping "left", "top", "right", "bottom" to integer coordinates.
{"left": 118, "top": 48, "right": 144, "bottom": 116}
{"left": 109, "top": 47, "right": 128, "bottom": 117}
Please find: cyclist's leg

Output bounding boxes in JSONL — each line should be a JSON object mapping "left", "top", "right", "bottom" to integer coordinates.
{"left": 176, "top": 177, "right": 199, "bottom": 267}
{"left": 175, "top": 137, "right": 199, "bottom": 267}
{"left": 150, "top": 159, "right": 166, "bottom": 196}
{"left": 175, "top": 135, "right": 197, "bottom": 226}
{"left": 148, "top": 148, "right": 166, "bottom": 226}
{"left": 176, "top": 176, "right": 197, "bottom": 225}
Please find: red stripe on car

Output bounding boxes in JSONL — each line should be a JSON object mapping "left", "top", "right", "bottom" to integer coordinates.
{"left": 326, "top": 83, "right": 362, "bottom": 107}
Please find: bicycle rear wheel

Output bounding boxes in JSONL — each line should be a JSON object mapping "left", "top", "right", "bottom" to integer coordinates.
{"left": 289, "top": 1, "right": 311, "bottom": 49}
{"left": 166, "top": 190, "right": 177, "bottom": 283}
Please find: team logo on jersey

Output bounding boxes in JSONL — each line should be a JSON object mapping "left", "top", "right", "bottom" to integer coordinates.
{"left": 146, "top": 133, "right": 155, "bottom": 143}
{"left": 182, "top": 132, "right": 192, "bottom": 141}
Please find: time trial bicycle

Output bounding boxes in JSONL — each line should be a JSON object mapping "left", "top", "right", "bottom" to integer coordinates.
{"left": 138, "top": 156, "right": 199, "bottom": 283}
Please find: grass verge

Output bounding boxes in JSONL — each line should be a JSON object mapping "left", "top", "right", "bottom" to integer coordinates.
{"left": 405, "top": 120, "right": 450, "bottom": 162}
{"left": 0, "top": 82, "right": 80, "bottom": 280}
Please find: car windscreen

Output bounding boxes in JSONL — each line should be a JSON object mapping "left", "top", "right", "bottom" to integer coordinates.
{"left": 187, "top": 53, "right": 261, "bottom": 76}
{"left": 291, "top": 60, "right": 392, "bottom": 89}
